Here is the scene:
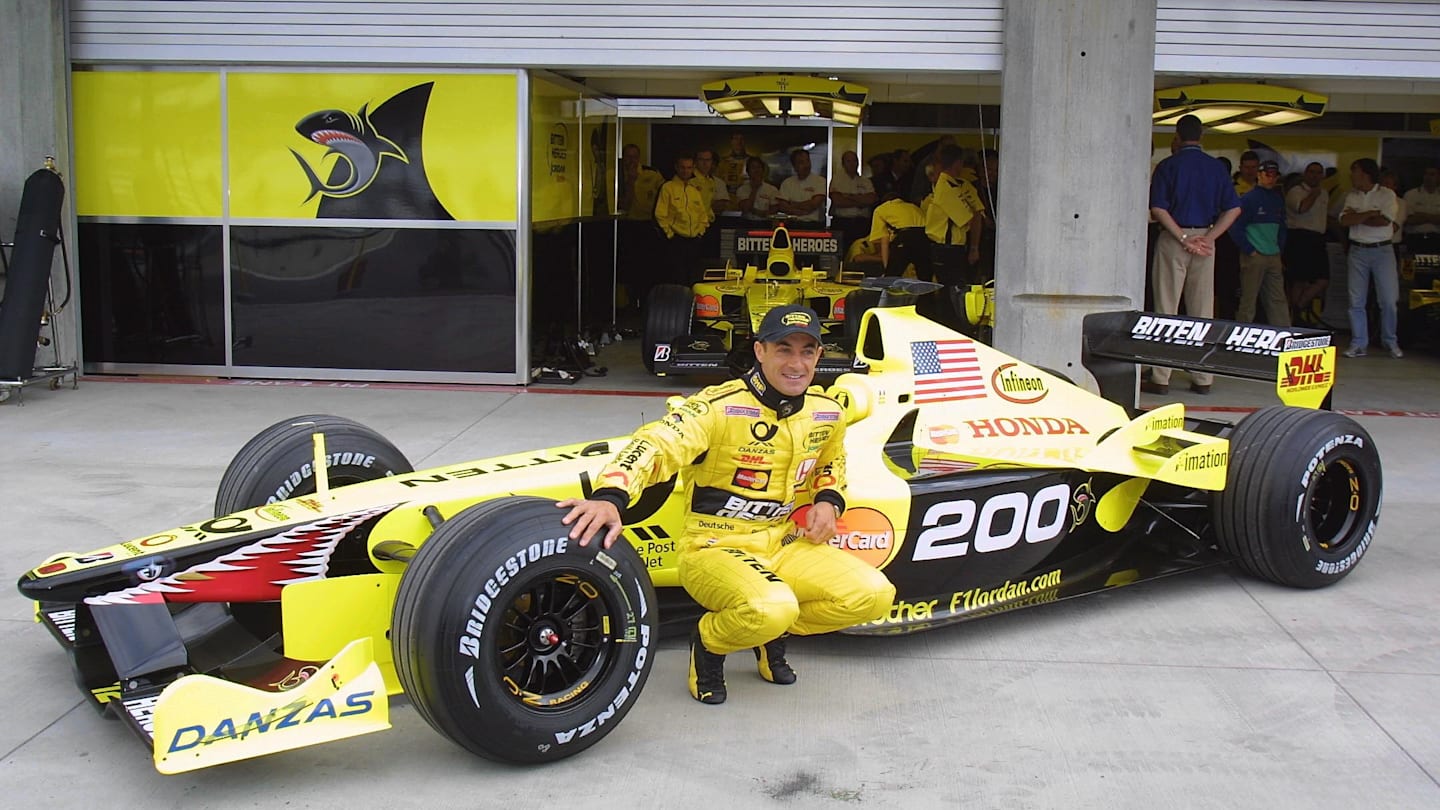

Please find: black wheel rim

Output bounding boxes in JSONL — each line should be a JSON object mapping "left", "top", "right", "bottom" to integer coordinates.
{"left": 493, "top": 569, "right": 615, "bottom": 710}
{"left": 1307, "top": 457, "right": 1368, "bottom": 555}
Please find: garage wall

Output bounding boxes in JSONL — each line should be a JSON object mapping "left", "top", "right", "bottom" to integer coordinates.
{"left": 67, "top": 0, "right": 1004, "bottom": 72}
{"left": 1157, "top": 0, "right": 1440, "bottom": 79}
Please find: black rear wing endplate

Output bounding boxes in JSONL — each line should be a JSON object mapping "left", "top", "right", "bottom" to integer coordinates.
{"left": 1081, "top": 311, "right": 1334, "bottom": 410}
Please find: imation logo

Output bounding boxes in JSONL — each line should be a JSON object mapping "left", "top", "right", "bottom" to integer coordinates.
{"left": 991, "top": 362, "right": 1047, "bottom": 404}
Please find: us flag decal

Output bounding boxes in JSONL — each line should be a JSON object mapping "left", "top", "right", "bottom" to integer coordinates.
{"left": 910, "top": 340, "right": 986, "bottom": 403}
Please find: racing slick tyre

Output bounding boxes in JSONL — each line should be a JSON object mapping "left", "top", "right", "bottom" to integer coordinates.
{"left": 842, "top": 289, "right": 881, "bottom": 352}
{"left": 214, "top": 414, "right": 413, "bottom": 514}
{"left": 1214, "top": 406, "right": 1382, "bottom": 588}
{"left": 392, "top": 496, "right": 656, "bottom": 764}
{"left": 642, "top": 284, "right": 693, "bottom": 373}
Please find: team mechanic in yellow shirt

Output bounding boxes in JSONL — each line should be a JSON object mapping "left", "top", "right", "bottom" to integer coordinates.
{"left": 558, "top": 305, "right": 895, "bottom": 705}
{"left": 868, "top": 196, "right": 928, "bottom": 277}
{"left": 654, "top": 153, "right": 714, "bottom": 284}
{"left": 924, "top": 144, "right": 987, "bottom": 329}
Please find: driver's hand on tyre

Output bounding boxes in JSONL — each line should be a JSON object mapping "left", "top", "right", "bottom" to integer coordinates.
{"left": 557, "top": 498, "right": 624, "bottom": 548}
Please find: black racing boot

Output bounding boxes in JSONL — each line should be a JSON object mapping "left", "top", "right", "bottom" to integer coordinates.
{"left": 689, "top": 626, "right": 727, "bottom": 705}
{"left": 754, "top": 635, "right": 797, "bottom": 685}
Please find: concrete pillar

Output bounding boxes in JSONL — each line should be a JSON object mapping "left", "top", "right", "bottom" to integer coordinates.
{"left": 995, "top": 0, "right": 1156, "bottom": 397}
{"left": 0, "top": 0, "right": 75, "bottom": 371}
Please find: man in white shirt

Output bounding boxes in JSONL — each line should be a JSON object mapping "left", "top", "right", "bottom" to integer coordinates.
{"left": 1338, "top": 158, "right": 1402, "bottom": 358}
{"left": 1402, "top": 165, "right": 1440, "bottom": 255}
{"left": 736, "top": 156, "right": 779, "bottom": 222}
{"left": 777, "top": 149, "right": 827, "bottom": 224}
{"left": 829, "top": 150, "right": 876, "bottom": 255}
{"left": 1283, "top": 161, "right": 1330, "bottom": 324}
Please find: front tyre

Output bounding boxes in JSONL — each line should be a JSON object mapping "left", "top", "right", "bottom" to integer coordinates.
{"left": 214, "top": 414, "right": 412, "bottom": 514}
{"left": 392, "top": 497, "right": 656, "bottom": 764}
{"left": 1214, "top": 406, "right": 1382, "bottom": 588}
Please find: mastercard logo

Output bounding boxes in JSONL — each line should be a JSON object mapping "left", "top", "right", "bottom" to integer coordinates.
{"left": 928, "top": 425, "right": 961, "bottom": 445}
{"left": 733, "top": 469, "right": 769, "bottom": 490}
{"left": 791, "top": 505, "right": 896, "bottom": 569}
{"left": 695, "top": 295, "right": 721, "bottom": 317}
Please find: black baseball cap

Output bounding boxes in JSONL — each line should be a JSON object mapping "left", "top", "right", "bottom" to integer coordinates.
{"left": 756, "top": 305, "right": 822, "bottom": 344}
{"left": 1259, "top": 160, "right": 1280, "bottom": 173}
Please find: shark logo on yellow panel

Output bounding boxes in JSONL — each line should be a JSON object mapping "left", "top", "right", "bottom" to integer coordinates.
{"left": 288, "top": 82, "right": 453, "bottom": 220}
{"left": 290, "top": 105, "right": 407, "bottom": 202}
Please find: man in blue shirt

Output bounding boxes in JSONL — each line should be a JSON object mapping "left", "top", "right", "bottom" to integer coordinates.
{"left": 1230, "top": 159, "right": 1290, "bottom": 326}
{"left": 1146, "top": 115, "right": 1242, "bottom": 395}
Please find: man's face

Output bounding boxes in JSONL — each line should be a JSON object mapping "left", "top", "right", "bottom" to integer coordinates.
{"left": 841, "top": 151, "right": 859, "bottom": 176}
{"left": 1304, "top": 163, "right": 1324, "bottom": 187}
{"left": 731, "top": 133, "right": 746, "bottom": 154}
{"left": 753, "top": 333, "right": 820, "bottom": 397}
{"left": 894, "top": 152, "right": 913, "bottom": 174}
{"left": 1258, "top": 166, "right": 1280, "bottom": 189}
{"left": 674, "top": 158, "right": 695, "bottom": 182}
{"left": 1424, "top": 167, "right": 1440, "bottom": 191}
{"left": 622, "top": 146, "right": 640, "bottom": 169}
{"left": 747, "top": 159, "right": 766, "bottom": 184}
{"left": 695, "top": 151, "right": 715, "bottom": 176}
{"left": 1350, "top": 164, "right": 1374, "bottom": 191}
{"left": 1240, "top": 158, "right": 1260, "bottom": 181}
{"left": 791, "top": 151, "right": 811, "bottom": 179}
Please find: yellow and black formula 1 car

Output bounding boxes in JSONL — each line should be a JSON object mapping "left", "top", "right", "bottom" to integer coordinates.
{"left": 644, "top": 222, "right": 867, "bottom": 377}
{"left": 17, "top": 284, "right": 1382, "bottom": 775}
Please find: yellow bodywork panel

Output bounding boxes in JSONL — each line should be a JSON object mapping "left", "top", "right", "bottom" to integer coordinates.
{"left": 1081, "top": 403, "right": 1229, "bottom": 491}
{"left": 1096, "top": 477, "right": 1151, "bottom": 532}
{"left": 281, "top": 574, "right": 401, "bottom": 693}
{"left": 153, "top": 638, "right": 389, "bottom": 775}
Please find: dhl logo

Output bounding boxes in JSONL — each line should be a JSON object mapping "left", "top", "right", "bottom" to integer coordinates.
{"left": 1284, "top": 352, "right": 1331, "bottom": 388}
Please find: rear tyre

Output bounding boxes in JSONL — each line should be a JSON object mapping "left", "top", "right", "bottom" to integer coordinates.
{"left": 642, "top": 284, "right": 693, "bottom": 373}
{"left": 392, "top": 496, "right": 657, "bottom": 764}
{"left": 1214, "top": 406, "right": 1382, "bottom": 588}
{"left": 214, "top": 414, "right": 412, "bottom": 514}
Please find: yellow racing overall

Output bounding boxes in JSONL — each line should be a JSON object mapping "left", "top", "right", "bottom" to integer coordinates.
{"left": 592, "top": 370, "right": 895, "bottom": 654}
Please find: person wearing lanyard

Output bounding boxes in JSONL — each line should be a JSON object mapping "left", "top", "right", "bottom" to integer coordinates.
{"left": 1338, "top": 158, "right": 1402, "bottom": 358}
{"left": 1145, "top": 114, "right": 1241, "bottom": 395}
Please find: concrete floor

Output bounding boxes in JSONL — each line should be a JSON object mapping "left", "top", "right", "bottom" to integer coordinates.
{"left": 1, "top": 344, "right": 1438, "bottom": 809}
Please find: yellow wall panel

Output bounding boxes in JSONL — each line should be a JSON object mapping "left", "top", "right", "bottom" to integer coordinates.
{"left": 530, "top": 78, "right": 581, "bottom": 223}
{"left": 229, "top": 72, "right": 517, "bottom": 222}
{"left": 72, "top": 71, "right": 223, "bottom": 218}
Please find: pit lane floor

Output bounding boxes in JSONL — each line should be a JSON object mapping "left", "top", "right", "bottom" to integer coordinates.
{"left": 2, "top": 347, "right": 1439, "bottom": 809}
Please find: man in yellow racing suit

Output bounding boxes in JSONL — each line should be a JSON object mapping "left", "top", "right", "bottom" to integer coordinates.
{"left": 559, "top": 305, "right": 896, "bottom": 704}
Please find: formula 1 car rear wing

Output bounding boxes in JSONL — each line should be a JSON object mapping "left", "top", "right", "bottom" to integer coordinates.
{"left": 1082, "top": 311, "right": 1336, "bottom": 410}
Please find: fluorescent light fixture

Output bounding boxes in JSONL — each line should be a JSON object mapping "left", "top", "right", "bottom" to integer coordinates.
{"left": 1210, "top": 120, "right": 1264, "bottom": 134}
{"left": 1153, "top": 83, "right": 1327, "bottom": 134}
{"left": 701, "top": 75, "right": 869, "bottom": 124}
{"left": 1250, "top": 109, "right": 1311, "bottom": 126}
{"left": 1189, "top": 105, "right": 1259, "bottom": 124}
